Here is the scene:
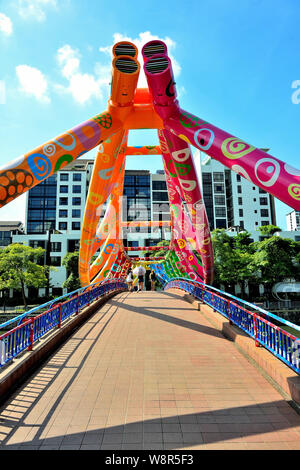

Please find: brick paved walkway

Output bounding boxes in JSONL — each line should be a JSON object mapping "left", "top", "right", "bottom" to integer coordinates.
{"left": 0, "top": 290, "right": 299, "bottom": 450}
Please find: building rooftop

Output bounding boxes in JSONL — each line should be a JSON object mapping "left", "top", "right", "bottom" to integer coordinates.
{"left": 0, "top": 221, "right": 24, "bottom": 231}
{"left": 62, "top": 159, "right": 94, "bottom": 171}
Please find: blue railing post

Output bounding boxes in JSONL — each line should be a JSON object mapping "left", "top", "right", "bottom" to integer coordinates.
{"left": 254, "top": 314, "right": 260, "bottom": 347}
{"left": 76, "top": 292, "right": 79, "bottom": 315}
{"left": 228, "top": 299, "right": 232, "bottom": 324}
{"left": 28, "top": 317, "right": 35, "bottom": 351}
{"left": 58, "top": 304, "right": 62, "bottom": 328}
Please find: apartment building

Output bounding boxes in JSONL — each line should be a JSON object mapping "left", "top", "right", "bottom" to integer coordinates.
{"left": 0, "top": 221, "right": 24, "bottom": 249}
{"left": 286, "top": 210, "right": 300, "bottom": 231}
{"left": 199, "top": 155, "right": 276, "bottom": 240}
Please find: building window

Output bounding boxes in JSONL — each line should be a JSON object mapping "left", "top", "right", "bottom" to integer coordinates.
{"left": 51, "top": 242, "right": 62, "bottom": 252}
{"left": 29, "top": 240, "right": 45, "bottom": 249}
{"left": 60, "top": 185, "right": 68, "bottom": 193}
{"left": 124, "top": 187, "right": 135, "bottom": 197}
{"left": 260, "top": 209, "right": 269, "bottom": 217}
{"left": 152, "top": 181, "right": 167, "bottom": 190}
{"left": 152, "top": 192, "right": 169, "bottom": 202}
{"left": 46, "top": 199, "right": 56, "bottom": 208}
{"left": 215, "top": 207, "right": 226, "bottom": 217}
{"left": 260, "top": 197, "right": 268, "bottom": 205}
{"left": 259, "top": 188, "right": 267, "bottom": 194}
{"left": 27, "top": 222, "right": 45, "bottom": 234}
{"left": 73, "top": 185, "right": 81, "bottom": 194}
{"left": 215, "top": 219, "right": 226, "bottom": 228}
{"left": 213, "top": 172, "right": 224, "bottom": 182}
{"left": 59, "top": 197, "right": 68, "bottom": 206}
{"left": 44, "top": 186, "right": 56, "bottom": 196}
{"left": 59, "top": 222, "right": 67, "bottom": 230}
{"left": 261, "top": 221, "right": 270, "bottom": 226}
{"left": 50, "top": 256, "right": 61, "bottom": 267}
{"left": 72, "top": 209, "right": 81, "bottom": 218}
{"left": 136, "top": 175, "right": 150, "bottom": 186}
{"left": 128, "top": 241, "right": 139, "bottom": 248}
{"left": 52, "top": 287, "right": 63, "bottom": 297}
{"left": 214, "top": 195, "right": 225, "bottom": 205}
{"left": 0, "top": 232, "right": 12, "bottom": 246}
{"left": 136, "top": 187, "right": 150, "bottom": 197}
{"left": 214, "top": 183, "right": 225, "bottom": 193}
{"left": 237, "top": 185, "right": 242, "bottom": 194}
{"left": 238, "top": 197, "right": 243, "bottom": 205}
{"left": 68, "top": 239, "right": 80, "bottom": 252}
{"left": 236, "top": 174, "right": 241, "bottom": 182}
{"left": 73, "top": 173, "right": 82, "bottom": 181}
{"left": 72, "top": 197, "right": 81, "bottom": 206}
{"left": 60, "top": 174, "right": 69, "bottom": 181}
{"left": 72, "top": 222, "right": 80, "bottom": 230}
{"left": 59, "top": 210, "right": 68, "bottom": 218}
{"left": 29, "top": 199, "right": 43, "bottom": 208}
{"left": 239, "top": 221, "right": 244, "bottom": 229}
{"left": 239, "top": 209, "right": 244, "bottom": 217}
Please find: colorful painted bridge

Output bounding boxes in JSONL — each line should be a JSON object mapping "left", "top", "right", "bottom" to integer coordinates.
{"left": 1, "top": 40, "right": 300, "bottom": 288}
{"left": 0, "top": 39, "right": 300, "bottom": 449}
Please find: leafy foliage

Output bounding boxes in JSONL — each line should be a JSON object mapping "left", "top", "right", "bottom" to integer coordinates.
{"left": 211, "top": 226, "right": 300, "bottom": 298}
{"left": 62, "top": 252, "right": 81, "bottom": 292}
{"left": 142, "top": 240, "right": 170, "bottom": 259}
{"left": 0, "top": 244, "right": 48, "bottom": 306}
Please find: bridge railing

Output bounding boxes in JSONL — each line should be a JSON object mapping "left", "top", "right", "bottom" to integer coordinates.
{"left": 164, "top": 278, "right": 300, "bottom": 375}
{"left": 0, "top": 279, "right": 127, "bottom": 369}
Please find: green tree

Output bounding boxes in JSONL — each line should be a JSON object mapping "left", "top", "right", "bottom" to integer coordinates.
{"left": 258, "top": 224, "right": 282, "bottom": 238}
{"left": 62, "top": 252, "right": 81, "bottom": 292}
{"left": 211, "top": 229, "right": 257, "bottom": 296}
{"left": 142, "top": 240, "right": 170, "bottom": 259}
{"left": 0, "top": 244, "right": 48, "bottom": 307}
{"left": 252, "top": 236, "right": 300, "bottom": 295}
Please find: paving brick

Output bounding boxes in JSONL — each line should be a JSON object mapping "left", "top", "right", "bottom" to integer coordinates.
{"left": 0, "top": 291, "right": 299, "bottom": 450}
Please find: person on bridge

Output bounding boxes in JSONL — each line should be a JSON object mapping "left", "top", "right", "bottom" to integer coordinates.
{"left": 126, "top": 268, "right": 134, "bottom": 292}
{"left": 136, "top": 265, "right": 146, "bottom": 292}
{"left": 149, "top": 270, "right": 157, "bottom": 291}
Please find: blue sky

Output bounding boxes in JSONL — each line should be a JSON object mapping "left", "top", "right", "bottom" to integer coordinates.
{"left": 0, "top": 0, "right": 300, "bottom": 230}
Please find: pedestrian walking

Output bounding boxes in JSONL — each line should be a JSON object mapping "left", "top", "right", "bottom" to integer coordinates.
{"left": 149, "top": 270, "right": 157, "bottom": 291}
{"left": 126, "top": 268, "right": 134, "bottom": 292}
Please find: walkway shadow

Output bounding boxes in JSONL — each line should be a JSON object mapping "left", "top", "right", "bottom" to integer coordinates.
{"left": 0, "top": 399, "right": 299, "bottom": 450}
{"left": 109, "top": 298, "right": 223, "bottom": 340}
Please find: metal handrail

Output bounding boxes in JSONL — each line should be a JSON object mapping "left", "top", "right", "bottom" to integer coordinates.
{"left": 164, "top": 277, "right": 300, "bottom": 375}
{"left": 0, "top": 278, "right": 122, "bottom": 330}
{"left": 0, "top": 279, "right": 127, "bottom": 368}
{"left": 164, "top": 276, "right": 300, "bottom": 333}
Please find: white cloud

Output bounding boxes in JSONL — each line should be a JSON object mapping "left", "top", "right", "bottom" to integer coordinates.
{"left": 99, "top": 31, "right": 182, "bottom": 88}
{"left": 0, "top": 12, "right": 13, "bottom": 35}
{"left": 55, "top": 44, "right": 109, "bottom": 105}
{"left": 16, "top": 0, "right": 57, "bottom": 22}
{"left": 16, "top": 65, "right": 50, "bottom": 103}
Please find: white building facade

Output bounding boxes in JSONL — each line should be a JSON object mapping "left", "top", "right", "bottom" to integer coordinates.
{"left": 286, "top": 210, "right": 300, "bottom": 231}
{"left": 199, "top": 155, "right": 276, "bottom": 233}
